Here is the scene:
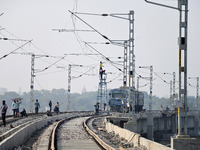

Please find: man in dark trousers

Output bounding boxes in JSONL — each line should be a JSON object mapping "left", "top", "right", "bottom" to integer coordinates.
{"left": 49, "top": 100, "right": 52, "bottom": 112}
{"left": 34, "top": 99, "right": 40, "bottom": 114}
{"left": 1, "top": 100, "right": 8, "bottom": 126}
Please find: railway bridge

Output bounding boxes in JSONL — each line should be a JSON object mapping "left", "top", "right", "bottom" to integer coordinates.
{"left": 0, "top": 111, "right": 200, "bottom": 150}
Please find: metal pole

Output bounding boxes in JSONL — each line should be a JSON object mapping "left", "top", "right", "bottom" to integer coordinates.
{"left": 123, "top": 41, "right": 128, "bottom": 113}
{"left": 68, "top": 64, "right": 71, "bottom": 111}
{"left": 178, "top": 0, "right": 188, "bottom": 135}
{"left": 30, "top": 54, "right": 35, "bottom": 113}
{"left": 123, "top": 41, "right": 128, "bottom": 87}
{"left": 145, "top": 0, "right": 188, "bottom": 136}
{"left": 137, "top": 76, "right": 139, "bottom": 91}
{"left": 128, "top": 10, "right": 135, "bottom": 121}
{"left": 173, "top": 72, "right": 176, "bottom": 100}
{"left": 196, "top": 77, "right": 199, "bottom": 109}
{"left": 100, "top": 78, "right": 103, "bottom": 111}
{"left": 149, "top": 66, "right": 153, "bottom": 110}
{"left": 170, "top": 80, "right": 172, "bottom": 102}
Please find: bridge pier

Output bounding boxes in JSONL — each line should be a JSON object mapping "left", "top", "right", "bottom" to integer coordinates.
{"left": 194, "top": 111, "right": 200, "bottom": 136}
{"left": 124, "top": 121, "right": 138, "bottom": 133}
{"left": 171, "top": 136, "right": 200, "bottom": 150}
{"left": 124, "top": 117, "right": 138, "bottom": 133}
{"left": 147, "top": 112, "right": 154, "bottom": 140}
{"left": 163, "top": 113, "right": 167, "bottom": 133}
{"left": 171, "top": 114, "right": 177, "bottom": 134}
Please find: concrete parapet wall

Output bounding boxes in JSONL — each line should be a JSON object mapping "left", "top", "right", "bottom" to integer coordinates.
{"left": 106, "top": 121, "right": 173, "bottom": 150}
{"left": 0, "top": 114, "right": 67, "bottom": 150}
{"left": 140, "top": 137, "right": 172, "bottom": 150}
{"left": 106, "top": 121, "right": 140, "bottom": 146}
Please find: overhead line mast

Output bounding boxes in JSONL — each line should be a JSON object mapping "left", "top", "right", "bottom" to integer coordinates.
{"left": 67, "top": 64, "right": 83, "bottom": 111}
{"left": 145, "top": 0, "right": 189, "bottom": 136}
{"left": 69, "top": 10, "right": 136, "bottom": 120}
{"left": 12, "top": 52, "right": 64, "bottom": 112}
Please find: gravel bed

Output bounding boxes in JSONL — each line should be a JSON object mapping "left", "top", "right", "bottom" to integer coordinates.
{"left": 57, "top": 116, "right": 92, "bottom": 141}
{"left": 92, "top": 117, "right": 148, "bottom": 150}
{"left": 16, "top": 113, "right": 90, "bottom": 150}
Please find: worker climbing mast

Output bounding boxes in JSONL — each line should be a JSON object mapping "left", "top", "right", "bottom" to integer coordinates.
{"left": 96, "top": 61, "right": 108, "bottom": 114}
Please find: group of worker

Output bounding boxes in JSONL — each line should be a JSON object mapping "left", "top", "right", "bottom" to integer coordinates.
{"left": 34, "top": 100, "right": 60, "bottom": 114}
{"left": 11, "top": 98, "right": 23, "bottom": 117}
{"left": 0, "top": 98, "right": 27, "bottom": 127}
{"left": 0, "top": 99, "right": 60, "bottom": 127}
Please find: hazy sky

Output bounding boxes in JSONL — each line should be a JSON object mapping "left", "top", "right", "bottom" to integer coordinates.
{"left": 0, "top": 0, "right": 200, "bottom": 98}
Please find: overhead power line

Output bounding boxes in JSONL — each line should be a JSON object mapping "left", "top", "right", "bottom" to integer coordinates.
{"left": 0, "top": 37, "right": 30, "bottom": 42}
{"left": 52, "top": 29, "right": 95, "bottom": 32}
{"left": 64, "top": 53, "right": 99, "bottom": 56}
{"left": 69, "top": 10, "right": 111, "bottom": 42}
{"left": 72, "top": 65, "right": 97, "bottom": 79}
{"left": 0, "top": 40, "right": 32, "bottom": 61}
{"left": 84, "top": 42, "right": 122, "bottom": 72}
{"left": 73, "top": 12, "right": 129, "bottom": 20}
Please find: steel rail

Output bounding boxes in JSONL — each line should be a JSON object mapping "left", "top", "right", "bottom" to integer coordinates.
{"left": 83, "top": 116, "right": 116, "bottom": 150}
{"left": 49, "top": 114, "right": 114, "bottom": 150}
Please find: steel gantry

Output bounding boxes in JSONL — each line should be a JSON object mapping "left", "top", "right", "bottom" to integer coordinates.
{"left": 96, "top": 62, "right": 108, "bottom": 111}
{"left": 96, "top": 74, "right": 108, "bottom": 111}
{"left": 145, "top": 0, "right": 189, "bottom": 135}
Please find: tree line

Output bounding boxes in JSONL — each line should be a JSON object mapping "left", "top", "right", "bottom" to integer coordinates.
{"left": 0, "top": 88, "right": 197, "bottom": 115}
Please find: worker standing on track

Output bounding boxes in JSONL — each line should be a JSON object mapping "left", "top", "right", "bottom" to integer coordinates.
{"left": 12, "top": 99, "right": 18, "bottom": 117}
{"left": 1, "top": 100, "right": 8, "bottom": 126}
{"left": 49, "top": 100, "right": 52, "bottom": 112}
{"left": 16, "top": 99, "right": 22, "bottom": 116}
{"left": 34, "top": 99, "right": 40, "bottom": 114}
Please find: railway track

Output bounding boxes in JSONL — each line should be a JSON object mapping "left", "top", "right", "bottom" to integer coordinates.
{"left": 0, "top": 112, "right": 84, "bottom": 149}
{"left": 0, "top": 112, "right": 148, "bottom": 150}
{"left": 49, "top": 114, "right": 115, "bottom": 150}
{"left": 9, "top": 112, "right": 109, "bottom": 150}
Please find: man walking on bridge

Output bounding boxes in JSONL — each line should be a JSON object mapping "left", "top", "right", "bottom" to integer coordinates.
{"left": 49, "top": 100, "right": 52, "bottom": 112}
{"left": 34, "top": 99, "right": 40, "bottom": 114}
{"left": 1, "top": 100, "right": 8, "bottom": 126}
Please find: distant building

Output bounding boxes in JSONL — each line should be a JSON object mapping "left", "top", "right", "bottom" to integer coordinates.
{"left": 0, "top": 88, "right": 7, "bottom": 95}
{"left": 82, "top": 85, "right": 87, "bottom": 94}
